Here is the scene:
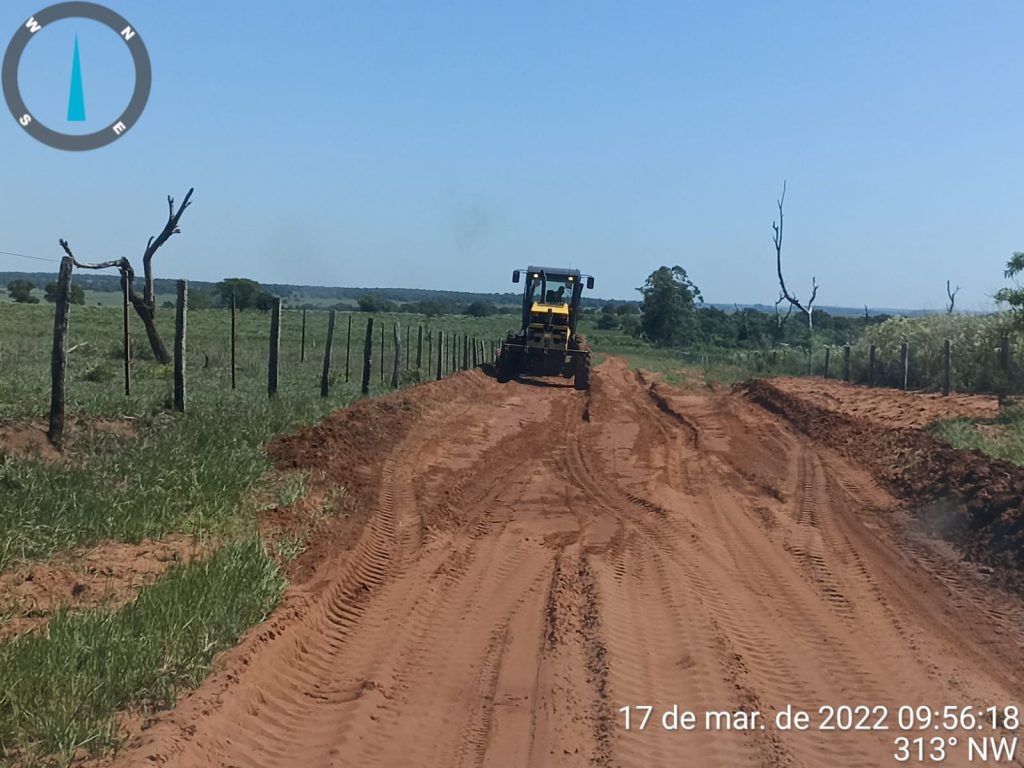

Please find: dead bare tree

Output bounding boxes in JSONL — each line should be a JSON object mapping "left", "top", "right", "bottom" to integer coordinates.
{"left": 772, "top": 292, "right": 793, "bottom": 348}
{"left": 946, "top": 280, "right": 960, "bottom": 314}
{"left": 772, "top": 181, "right": 818, "bottom": 335}
{"left": 59, "top": 188, "right": 194, "bottom": 364}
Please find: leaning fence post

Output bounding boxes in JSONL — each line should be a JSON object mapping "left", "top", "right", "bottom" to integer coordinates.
{"left": 268, "top": 297, "right": 281, "bottom": 398}
{"left": 121, "top": 271, "right": 131, "bottom": 396}
{"left": 943, "top": 339, "right": 951, "bottom": 396}
{"left": 900, "top": 341, "right": 909, "bottom": 390}
{"left": 230, "top": 293, "right": 237, "bottom": 390}
{"left": 416, "top": 325, "right": 423, "bottom": 372}
{"left": 321, "top": 309, "right": 336, "bottom": 398}
{"left": 436, "top": 330, "right": 444, "bottom": 380}
{"left": 175, "top": 280, "right": 188, "bottom": 411}
{"left": 47, "top": 256, "right": 73, "bottom": 449}
{"left": 391, "top": 322, "right": 401, "bottom": 389}
{"left": 361, "top": 317, "right": 374, "bottom": 395}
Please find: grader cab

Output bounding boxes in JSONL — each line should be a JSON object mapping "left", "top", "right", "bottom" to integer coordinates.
{"left": 495, "top": 266, "right": 594, "bottom": 390}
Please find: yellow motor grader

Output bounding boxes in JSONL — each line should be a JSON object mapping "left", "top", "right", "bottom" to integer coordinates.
{"left": 495, "top": 266, "right": 594, "bottom": 390}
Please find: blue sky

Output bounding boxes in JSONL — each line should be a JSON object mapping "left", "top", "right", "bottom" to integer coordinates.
{"left": 1, "top": 1, "right": 1021, "bottom": 307}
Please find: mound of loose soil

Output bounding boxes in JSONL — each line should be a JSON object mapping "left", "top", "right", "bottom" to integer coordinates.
{"left": 740, "top": 379, "right": 1024, "bottom": 572}
{"left": 769, "top": 376, "right": 998, "bottom": 429}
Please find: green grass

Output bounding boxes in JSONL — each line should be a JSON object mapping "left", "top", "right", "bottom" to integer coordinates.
{"left": 0, "top": 539, "right": 285, "bottom": 766}
{"left": 0, "top": 304, "right": 522, "bottom": 569}
{"left": 928, "top": 405, "right": 1024, "bottom": 467}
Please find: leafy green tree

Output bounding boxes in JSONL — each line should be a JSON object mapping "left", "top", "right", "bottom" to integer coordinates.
{"left": 597, "top": 312, "right": 619, "bottom": 330}
{"left": 215, "top": 278, "right": 269, "bottom": 310}
{"left": 465, "top": 301, "right": 496, "bottom": 317}
{"left": 43, "top": 281, "right": 85, "bottom": 305}
{"left": 417, "top": 300, "right": 450, "bottom": 317}
{"left": 616, "top": 303, "right": 639, "bottom": 315}
{"left": 638, "top": 266, "right": 703, "bottom": 345}
{"left": 255, "top": 292, "right": 277, "bottom": 312}
{"left": 356, "top": 293, "right": 396, "bottom": 313}
{"left": 189, "top": 289, "right": 212, "bottom": 310}
{"left": 995, "top": 252, "right": 1024, "bottom": 325}
{"left": 7, "top": 279, "right": 39, "bottom": 304}
{"left": 357, "top": 293, "right": 383, "bottom": 312}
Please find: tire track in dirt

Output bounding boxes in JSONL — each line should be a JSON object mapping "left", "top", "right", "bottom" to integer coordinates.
{"left": 106, "top": 361, "right": 1024, "bottom": 768}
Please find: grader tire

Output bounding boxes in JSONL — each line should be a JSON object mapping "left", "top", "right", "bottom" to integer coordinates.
{"left": 573, "top": 355, "right": 590, "bottom": 391}
{"left": 496, "top": 349, "right": 512, "bottom": 383}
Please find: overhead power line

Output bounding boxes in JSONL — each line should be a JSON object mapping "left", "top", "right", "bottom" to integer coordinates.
{"left": 0, "top": 249, "right": 60, "bottom": 264}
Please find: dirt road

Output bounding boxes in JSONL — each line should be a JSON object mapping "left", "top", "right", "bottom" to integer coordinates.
{"left": 116, "top": 359, "right": 1024, "bottom": 767}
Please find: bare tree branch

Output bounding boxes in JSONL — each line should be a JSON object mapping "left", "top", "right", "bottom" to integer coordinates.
{"left": 772, "top": 181, "right": 819, "bottom": 332}
{"left": 946, "top": 279, "right": 960, "bottom": 314}
{"left": 142, "top": 188, "right": 194, "bottom": 307}
{"left": 59, "top": 239, "right": 127, "bottom": 271}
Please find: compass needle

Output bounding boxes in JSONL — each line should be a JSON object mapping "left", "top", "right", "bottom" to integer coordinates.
{"left": 67, "top": 33, "right": 85, "bottom": 122}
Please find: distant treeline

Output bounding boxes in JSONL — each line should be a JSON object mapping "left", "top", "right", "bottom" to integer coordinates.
{"left": 0, "top": 271, "right": 615, "bottom": 308}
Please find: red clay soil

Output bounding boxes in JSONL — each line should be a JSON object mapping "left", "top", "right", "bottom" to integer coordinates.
{"left": 0, "top": 535, "right": 202, "bottom": 641}
{"left": 768, "top": 376, "right": 999, "bottom": 429}
{"left": 99, "top": 358, "right": 1024, "bottom": 768}
{"left": 741, "top": 379, "right": 1024, "bottom": 574}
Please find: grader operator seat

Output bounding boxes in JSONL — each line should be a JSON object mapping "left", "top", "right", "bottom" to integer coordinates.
{"left": 514, "top": 267, "right": 592, "bottom": 334}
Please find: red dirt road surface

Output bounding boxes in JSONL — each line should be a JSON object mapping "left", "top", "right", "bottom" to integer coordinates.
{"left": 112, "top": 359, "right": 1024, "bottom": 768}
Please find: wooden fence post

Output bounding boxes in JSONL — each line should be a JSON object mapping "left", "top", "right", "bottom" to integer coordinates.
{"left": 321, "top": 309, "right": 336, "bottom": 398}
{"left": 900, "top": 341, "right": 909, "bottom": 390}
{"left": 427, "top": 327, "right": 432, "bottom": 370}
{"left": 361, "top": 317, "right": 374, "bottom": 395}
{"left": 268, "top": 297, "right": 281, "bottom": 398}
{"left": 868, "top": 344, "right": 876, "bottom": 387}
{"left": 391, "top": 322, "right": 401, "bottom": 389}
{"left": 406, "top": 324, "right": 411, "bottom": 370}
{"left": 47, "top": 256, "right": 73, "bottom": 449}
{"left": 345, "top": 314, "right": 352, "bottom": 382}
{"left": 380, "top": 321, "right": 385, "bottom": 383}
{"left": 300, "top": 309, "right": 307, "bottom": 363}
{"left": 464, "top": 335, "right": 470, "bottom": 370}
{"left": 843, "top": 344, "right": 851, "bottom": 382}
{"left": 230, "top": 293, "right": 237, "bottom": 390}
{"left": 416, "top": 325, "right": 423, "bottom": 372}
{"left": 175, "top": 280, "right": 188, "bottom": 411}
{"left": 823, "top": 346, "right": 830, "bottom": 380}
{"left": 436, "top": 330, "right": 444, "bottom": 380}
{"left": 121, "top": 271, "right": 131, "bottom": 396}
{"left": 943, "top": 339, "right": 952, "bottom": 396}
